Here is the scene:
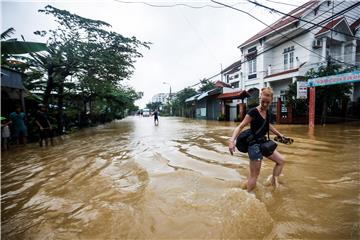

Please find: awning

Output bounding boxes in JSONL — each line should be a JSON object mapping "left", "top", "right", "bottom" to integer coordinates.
{"left": 197, "top": 91, "right": 209, "bottom": 100}
{"left": 217, "top": 90, "right": 250, "bottom": 100}
{"left": 185, "top": 93, "right": 201, "bottom": 102}
{"left": 1, "top": 68, "right": 25, "bottom": 90}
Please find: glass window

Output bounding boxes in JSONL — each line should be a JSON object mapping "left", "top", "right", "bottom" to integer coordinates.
{"left": 284, "top": 51, "right": 294, "bottom": 70}
{"left": 248, "top": 58, "right": 256, "bottom": 74}
{"left": 289, "top": 52, "right": 294, "bottom": 68}
{"left": 284, "top": 54, "right": 288, "bottom": 70}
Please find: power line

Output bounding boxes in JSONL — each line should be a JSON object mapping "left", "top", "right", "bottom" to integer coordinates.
{"left": 247, "top": 0, "right": 360, "bottom": 40}
{"left": 263, "top": 0, "right": 359, "bottom": 21}
{"left": 179, "top": 9, "right": 220, "bottom": 64}
{"left": 263, "top": 0, "right": 298, "bottom": 8}
{"left": 211, "top": 0, "right": 357, "bottom": 68}
{"left": 113, "top": 0, "right": 248, "bottom": 9}
{"left": 197, "top": 0, "right": 358, "bottom": 86}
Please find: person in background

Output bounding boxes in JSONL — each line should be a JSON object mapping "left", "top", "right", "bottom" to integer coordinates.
{"left": 154, "top": 109, "right": 159, "bottom": 126}
{"left": 9, "top": 106, "right": 27, "bottom": 145}
{"left": 228, "top": 87, "right": 286, "bottom": 192}
{"left": 35, "top": 104, "right": 53, "bottom": 147}
{"left": 1, "top": 117, "right": 11, "bottom": 150}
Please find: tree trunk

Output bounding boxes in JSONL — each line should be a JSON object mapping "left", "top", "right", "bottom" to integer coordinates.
{"left": 57, "top": 78, "right": 65, "bottom": 135}
{"left": 43, "top": 65, "right": 54, "bottom": 105}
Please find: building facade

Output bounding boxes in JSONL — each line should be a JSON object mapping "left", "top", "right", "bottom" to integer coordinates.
{"left": 151, "top": 93, "right": 169, "bottom": 104}
{"left": 238, "top": 0, "right": 360, "bottom": 101}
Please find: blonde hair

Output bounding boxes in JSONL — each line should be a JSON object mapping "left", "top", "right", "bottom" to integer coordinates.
{"left": 261, "top": 87, "right": 273, "bottom": 98}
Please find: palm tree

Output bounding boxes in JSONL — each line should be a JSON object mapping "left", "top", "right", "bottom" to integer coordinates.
{"left": 1, "top": 28, "right": 48, "bottom": 56}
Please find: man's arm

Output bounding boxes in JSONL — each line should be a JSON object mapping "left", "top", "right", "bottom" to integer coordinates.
{"left": 35, "top": 120, "right": 44, "bottom": 130}
{"left": 47, "top": 119, "right": 52, "bottom": 129}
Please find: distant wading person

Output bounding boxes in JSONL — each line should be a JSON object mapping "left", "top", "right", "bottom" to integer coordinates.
{"left": 154, "top": 110, "right": 159, "bottom": 125}
{"left": 228, "top": 87, "right": 286, "bottom": 192}
{"left": 10, "top": 106, "right": 27, "bottom": 145}
{"left": 36, "top": 104, "right": 53, "bottom": 147}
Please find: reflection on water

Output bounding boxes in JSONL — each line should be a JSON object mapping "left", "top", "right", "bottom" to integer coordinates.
{"left": 1, "top": 117, "right": 360, "bottom": 239}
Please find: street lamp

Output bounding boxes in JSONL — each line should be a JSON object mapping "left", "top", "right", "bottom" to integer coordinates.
{"left": 163, "top": 82, "right": 172, "bottom": 115}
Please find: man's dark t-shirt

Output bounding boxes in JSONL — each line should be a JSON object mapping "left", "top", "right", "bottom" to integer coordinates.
{"left": 247, "top": 107, "right": 269, "bottom": 138}
{"left": 36, "top": 111, "right": 51, "bottom": 128}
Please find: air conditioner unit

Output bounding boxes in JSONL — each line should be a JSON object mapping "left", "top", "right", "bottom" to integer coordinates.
{"left": 312, "top": 39, "right": 322, "bottom": 48}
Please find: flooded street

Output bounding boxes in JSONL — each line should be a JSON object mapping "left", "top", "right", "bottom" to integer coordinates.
{"left": 1, "top": 116, "right": 360, "bottom": 239}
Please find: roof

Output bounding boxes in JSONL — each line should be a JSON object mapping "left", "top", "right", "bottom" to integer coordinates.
{"left": 221, "top": 59, "right": 241, "bottom": 74}
{"left": 215, "top": 81, "right": 232, "bottom": 88}
{"left": 197, "top": 88, "right": 222, "bottom": 101}
{"left": 185, "top": 93, "right": 201, "bottom": 102}
{"left": 217, "top": 90, "right": 250, "bottom": 100}
{"left": 238, "top": 0, "right": 319, "bottom": 48}
{"left": 264, "top": 68, "right": 299, "bottom": 79}
{"left": 197, "top": 91, "right": 209, "bottom": 101}
{"left": 350, "top": 18, "right": 360, "bottom": 33}
{"left": 0, "top": 67, "right": 25, "bottom": 90}
{"left": 315, "top": 17, "right": 348, "bottom": 36}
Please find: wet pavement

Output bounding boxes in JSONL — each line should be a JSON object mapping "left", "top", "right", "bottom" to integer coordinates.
{"left": 1, "top": 116, "right": 360, "bottom": 239}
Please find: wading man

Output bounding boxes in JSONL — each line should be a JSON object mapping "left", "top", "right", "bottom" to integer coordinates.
{"left": 153, "top": 109, "right": 159, "bottom": 126}
{"left": 35, "top": 104, "right": 54, "bottom": 147}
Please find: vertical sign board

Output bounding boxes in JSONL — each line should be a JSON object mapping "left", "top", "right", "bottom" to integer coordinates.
{"left": 309, "top": 87, "right": 315, "bottom": 128}
{"left": 297, "top": 81, "right": 308, "bottom": 99}
{"left": 307, "top": 70, "right": 360, "bottom": 129}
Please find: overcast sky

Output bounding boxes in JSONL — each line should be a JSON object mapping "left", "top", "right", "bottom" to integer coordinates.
{"left": 1, "top": 0, "right": 308, "bottom": 108}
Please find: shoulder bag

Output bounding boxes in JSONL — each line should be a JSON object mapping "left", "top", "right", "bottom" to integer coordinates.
{"left": 260, "top": 110, "right": 278, "bottom": 157}
{"left": 235, "top": 111, "right": 267, "bottom": 153}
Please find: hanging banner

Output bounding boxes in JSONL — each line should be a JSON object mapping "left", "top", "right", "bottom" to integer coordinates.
{"left": 297, "top": 81, "right": 308, "bottom": 99}
{"left": 308, "top": 70, "right": 360, "bottom": 87}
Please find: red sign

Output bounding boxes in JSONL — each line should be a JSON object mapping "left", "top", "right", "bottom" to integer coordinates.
{"left": 309, "top": 87, "right": 315, "bottom": 128}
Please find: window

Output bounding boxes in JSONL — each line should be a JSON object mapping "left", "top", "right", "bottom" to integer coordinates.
{"left": 231, "top": 81, "right": 239, "bottom": 88}
{"left": 283, "top": 46, "right": 294, "bottom": 70}
{"left": 283, "top": 54, "right": 288, "bottom": 70}
{"left": 248, "top": 59, "right": 256, "bottom": 74}
{"left": 289, "top": 52, "right": 294, "bottom": 69}
{"left": 248, "top": 58, "right": 257, "bottom": 79}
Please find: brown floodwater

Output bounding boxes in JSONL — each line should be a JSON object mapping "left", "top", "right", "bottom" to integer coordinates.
{"left": 1, "top": 116, "right": 359, "bottom": 239}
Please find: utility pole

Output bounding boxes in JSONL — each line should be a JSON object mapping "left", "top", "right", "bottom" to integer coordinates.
{"left": 163, "top": 82, "right": 172, "bottom": 115}
{"left": 220, "top": 63, "right": 223, "bottom": 82}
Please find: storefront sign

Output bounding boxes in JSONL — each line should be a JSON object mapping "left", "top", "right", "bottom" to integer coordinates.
{"left": 297, "top": 81, "right": 308, "bottom": 99}
{"left": 308, "top": 70, "right": 360, "bottom": 87}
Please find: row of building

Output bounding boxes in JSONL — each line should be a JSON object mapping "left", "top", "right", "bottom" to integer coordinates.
{"left": 152, "top": 1, "right": 360, "bottom": 122}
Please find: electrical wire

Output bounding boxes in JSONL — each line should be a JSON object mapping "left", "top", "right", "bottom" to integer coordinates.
{"left": 212, "top": 0, "right": 356, "bottom": 68}
{"left": 191, "top": 0, "right": 359, "bottom": 88}
{"left": 263, "top": 0, "right": 359, "bottom": 22}
{"left": 246, "top": 0, "right": 360, "bottom": 40}
{"left": 263, "top": 0, "right": 298, "bottom": 8}
{"left": 212, "top": 0, "right": 358, "bottom": 68}
{"left": 113, "top": 0, "right": 248, "bottom": 9}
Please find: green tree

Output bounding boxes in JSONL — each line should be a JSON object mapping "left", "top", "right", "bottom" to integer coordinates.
{"left": 306, "top": 64, "right": 353, "bottom": 124}
{"left": 198, "top": 78, "right": 215, "bottom": 93}
{"left": 26, "top": 5, "right": 149, "bottom": 133}
{"left": 146, "top": 102, "right": 162, "bottom": 111}
{"left": 1, "top": 27, "right": 47, "bottom": 66}
{"left": 285, "top": 82, "right": 308, "bottom": 117}
{"left": 171, "top": 87, "right": 197, "bottom": 116}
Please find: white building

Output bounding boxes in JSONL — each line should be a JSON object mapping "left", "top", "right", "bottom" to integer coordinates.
{"left": 237, "top": 0, "right": 360, "bottom": 101}
{"left": 221, "top": 59, "right": 241, "bottom": 89}
{"left": 151, "top": 93, "right": 169, "bottom": 104}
